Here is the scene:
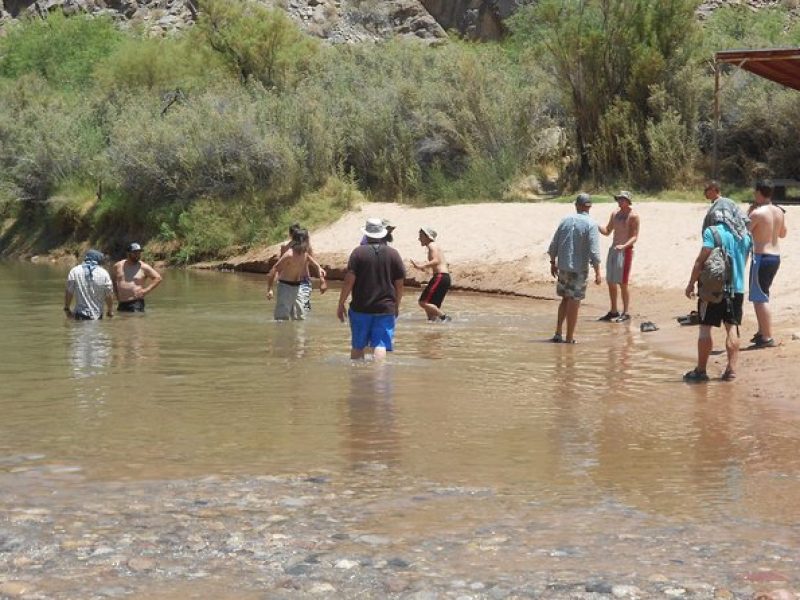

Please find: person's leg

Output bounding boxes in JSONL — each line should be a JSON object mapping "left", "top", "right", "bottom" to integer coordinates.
{"left": 351, "top": 348, "right": 366, "bottom": 360}
{"left": 753, "top": 302, "right": 772, "bottom": 340}
{"left": 274, "top": 282, "right": 294, "bottom": 320}
{"left": 370, "top": 314, "right": 396, "bottom": 361}
{"left": 555, "top": 297, "right": 567, "bottom": 337}
{"left": 419, "top": 300, "right": 442, "bottom": 320}
{"left": 565, "top": 298, "right": 581, "bottom": 343}
{"left": 419, "top": 275, "right": 445, "bottom": 321}
{"left": 696, "top": 325, "right": 713, "bottom": 373}
{"left": 620, "top": 283, "right": 630, "bottom": 315}
{"left": 607, "top": 283, "right": 618, "bottom": 314}
{"left": 723, "top": 322, "right": 739, "bottom": 378}
{"left": 348, "top": 309, "right": 370, "bottom": 360}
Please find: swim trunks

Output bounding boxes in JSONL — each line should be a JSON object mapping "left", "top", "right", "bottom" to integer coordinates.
{"left": 748, "top": 254, "right": 780, "bottom": 303}
{"left": 274, "top": 280, "right": 307, "bottom": 321}
{"left": 298, "top": 278, "right": 312, "bottom": 311}
{"left": 698, "top": 293, "right": 743, "bottom": 327}
{"left": 348, "top": 309, "right": 396, "bottom": 351}
{"left": 556, "top": 270, "right": 588, "bottom": 300}
{"left": 606, "top": 246, "right": 633, "bottom": 285}
{"left": 419, "top": 273, "right": 451, "bottom": 308}
{"left": 117, "top": 299, "right": 145, "bottom": 312}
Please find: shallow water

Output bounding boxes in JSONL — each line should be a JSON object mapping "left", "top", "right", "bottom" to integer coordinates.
{"left": 1, "top": 262, "right": 799, "bottom": 597}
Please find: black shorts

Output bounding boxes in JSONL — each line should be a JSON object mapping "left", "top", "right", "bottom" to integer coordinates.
{"left": 118, "top": 299, "right": 146, "bottom": 312}
{"left": 419, "top": 273, "right": 451, "bottom": 308}
{"left": 698, "top": 293, "right": 743, "bottom": 328}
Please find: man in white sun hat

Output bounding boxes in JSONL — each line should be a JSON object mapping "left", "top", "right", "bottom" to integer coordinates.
{"left": 338, "top": 218, "right": 406, "bottom": 360}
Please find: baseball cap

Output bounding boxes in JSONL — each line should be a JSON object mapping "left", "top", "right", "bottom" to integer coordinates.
{"left": 127, "top": 242, "right": 142, "bottom": 252}
{"left": 575, "top": 193, "right": 592, "bottom": 206}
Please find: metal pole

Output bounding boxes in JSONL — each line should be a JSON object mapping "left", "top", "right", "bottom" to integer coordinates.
{"left": 713, "top": 61, "right": 720, "bottom": 180}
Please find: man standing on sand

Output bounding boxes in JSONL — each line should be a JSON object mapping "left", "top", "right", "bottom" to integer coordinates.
{"left": 747, "top": 180, "right": 787, "bottom": 348}
{"left": 547, "top": 193, "right": 602, "bottom": 344}
{"left": 684, "top": 216, "right": 752, "bottom": 382}
{"left": 411, "top": 226, "right": 451, "bottom": 322}
{"left": 598, "top": 190, "right": 639, "bottom": 322}
{"left": 267, "top": 228, "right": 315, "bottom": 321}
{"left": 338, "top": 218, "right": 405, "bottom": 361}
{"left": 113, "top": 243, "right": 162, "bottom": 312}
{"left": 65, "top": 249, "right": 114, "bottom": 320}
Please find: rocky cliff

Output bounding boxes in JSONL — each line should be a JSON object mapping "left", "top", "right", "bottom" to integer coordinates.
{"left": 0, "top": 0, "right": 796, "bottom": 42}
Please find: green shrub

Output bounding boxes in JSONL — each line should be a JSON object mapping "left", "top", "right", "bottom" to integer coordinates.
{"left": 174, "top": 200, "right": 236, "bottom": 263}
{"left": 0, "top": 13, "right": 122, "bottom": 87}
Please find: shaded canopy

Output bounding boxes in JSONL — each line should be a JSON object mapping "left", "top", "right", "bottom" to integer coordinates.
{"left": 715, "top": 47, "right": 800, "bottom": 91}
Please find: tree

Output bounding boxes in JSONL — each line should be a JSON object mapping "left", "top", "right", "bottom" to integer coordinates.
{"left": 508, "top": 0, "right": 700, "bottom": 185}
{"left": 197, "top": 0, "right": 318, "bottom": 90}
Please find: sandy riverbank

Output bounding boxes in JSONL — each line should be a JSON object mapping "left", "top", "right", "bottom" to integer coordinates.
{"left": 217, "top": 200, "right": 800, "bottom": 395}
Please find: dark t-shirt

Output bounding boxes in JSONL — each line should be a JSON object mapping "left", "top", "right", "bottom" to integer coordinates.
{"left": 347, "top": 243, "right": 405, "bottom": 314}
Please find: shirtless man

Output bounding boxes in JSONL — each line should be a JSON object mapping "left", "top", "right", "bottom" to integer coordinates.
{"left": 747, "top": 181, "right": 787, "bottom": 348}
{"left": 411, "top": 227, "right": 451, "bottom": 322}
{"left": 597, "top": 191, "right": 639, "bottom": 322}
{"left": 279, "top": 224, "right": 327, "bottom": 310}
{"left": 112, "top": 243, "right": 162, "bottom": 312}
{"left": 267, "top": 228, "right": 316, "bottom": 320}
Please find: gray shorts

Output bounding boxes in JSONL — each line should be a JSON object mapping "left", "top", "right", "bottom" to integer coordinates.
{"left": 606, "top": 247, "right": 633, "bottom": 285}
{"left": 556, "top": 270, "right": 588, "bottom": 300}
{"left": 274, "top": 281, "right": 307, "bottom": 320}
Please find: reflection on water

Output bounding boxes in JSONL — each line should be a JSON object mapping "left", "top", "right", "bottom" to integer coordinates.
{"left": 1, "top": 262, "right": 800, "bottom": 527}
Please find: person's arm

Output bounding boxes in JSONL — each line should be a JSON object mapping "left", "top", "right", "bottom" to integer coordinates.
{"left": 548, "top": 228, "right": 560, "bottom": 277}
{"left": 111, "top": 261, "right": 120, "bottom": 300}
{"left": 598, "top": 212, "right": 614, "bottom": 236}
{"left": 590, "top": 225, "right": 602, "bottom": 284}
{"left": 393, "top": 278, "right": 404, "bottom": 317}
{"left": 780, "top": 212, "right": 787, "bottom": 239}
{"left": 139, "top": 263, "right": 162, "bottom": 298}
{"left": 685, "top": 247, "right": 712, "bottom": 298}
{"left": 616, "top": 214, "right": 639, "bottom": 250}
{"left": 64, "top": 288, "right": 74, "bottom": 315}
{"left": 266, "top": 255, "right": 287, "bottom": 300}
{"left": 305, "top": 254, "right": 328, "bottom": 293}
{"left": 105, "top": 291, "right": 114, "bottom": 318}
{"left": 337, "top": 272, "right": 356, "bottom": 322}
{"left": 412, "top": 244, "right": 441, "bottom": 271}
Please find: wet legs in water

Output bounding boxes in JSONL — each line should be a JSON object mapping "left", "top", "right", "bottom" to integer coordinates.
{"left": 555, "top": 297, "right": 580, "bottom": 343}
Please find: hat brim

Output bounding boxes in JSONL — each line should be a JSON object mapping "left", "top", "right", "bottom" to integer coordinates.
{"left": 614, "top": 196, "right": 632, "bottom": 204}
{"left": 361, "top": 227, "right": 387, "bottom": 239}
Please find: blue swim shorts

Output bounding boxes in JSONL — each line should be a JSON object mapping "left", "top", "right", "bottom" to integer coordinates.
{"left": 348, "top": 309, "right": 396, "bottom": 351}
{"left": 749, "top": 254, "right": 780, "bottom": 303}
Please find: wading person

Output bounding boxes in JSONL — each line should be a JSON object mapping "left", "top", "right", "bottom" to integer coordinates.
{"left": 411, "top": 226, "right": 451, "bottom": 322}
{"left": 598, "top": 191, "right": 639, "bottom": 322}
{"left": 547, "top": 193, "right": 602, "bottom": 344}
{"left": 267, "top": 228, "right": 316, "bottom": 321}
{"left": 683, "top": 218, "right": 752, "bottom": 382}
{"left": 112, "top": 242, "right": 162, "bottom": 312}
{"left": 747, "top": 180, "right": 787, "bottom": 348}
{"left": 337, "top": 218, "right": 405, "bottom": 361}
{"left": 64, "top": 249, "right": 114, "bottom": 320}
{"left": 280, "top": 223, "right": 327, "bottom": 311}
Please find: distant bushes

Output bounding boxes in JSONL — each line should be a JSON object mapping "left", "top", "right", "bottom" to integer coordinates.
{"left": 1, "top": 0, "right": 799, "bottom": 260}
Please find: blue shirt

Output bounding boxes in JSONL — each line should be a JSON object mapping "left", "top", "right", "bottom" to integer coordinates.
{"left": 548, "top": 213, "right": 601, "bottom": 273}
{"left": 702, "top": 223, "right": 752, "bottom": 294}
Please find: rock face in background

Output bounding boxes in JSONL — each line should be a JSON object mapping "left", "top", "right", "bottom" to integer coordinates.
{"left": 0, "top": 0, "right": 796, "bottom": 42}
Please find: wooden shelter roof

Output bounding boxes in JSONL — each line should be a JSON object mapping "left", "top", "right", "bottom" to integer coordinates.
{"left": 715, "top": 48, "right": 800, "bottom": 91}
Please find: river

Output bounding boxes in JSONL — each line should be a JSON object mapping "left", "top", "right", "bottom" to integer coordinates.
{"left": 0, "top": 262, "right": 798, "bottom": 599}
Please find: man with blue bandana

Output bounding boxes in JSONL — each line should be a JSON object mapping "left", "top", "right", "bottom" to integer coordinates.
{"left": 64, "top": 249, "right": 115, "bottom": 320}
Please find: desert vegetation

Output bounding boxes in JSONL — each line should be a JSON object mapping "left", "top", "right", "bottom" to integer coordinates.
{"left": 0, "top": 0, "right": 799, "bottom": 261}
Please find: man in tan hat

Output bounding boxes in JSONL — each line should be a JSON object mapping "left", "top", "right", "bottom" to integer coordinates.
{"left": 411, "top": 226, "right": 451, "bottom": 322}
{"left": 598, "top": 191, "right": 639, "bottom": 322}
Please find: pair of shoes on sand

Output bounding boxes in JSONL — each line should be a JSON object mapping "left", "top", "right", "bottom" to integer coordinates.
{"left": 598, "top": 311, "right": 630, "bottom": 323}
{"left": 677, "top": 311, "right": 700, "bottom": 326}
{"left": 750, "top": 333, "right": 777, "bottom": 348}
{"left": 683, "top": 368, "right": 736, "bottom": 382}
{"left": 550, "top": 333, "right": 576, "bottom": 344}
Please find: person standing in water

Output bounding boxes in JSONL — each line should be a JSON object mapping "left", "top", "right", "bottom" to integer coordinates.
{"left": 338, "top": 218, "right": 405, "bottom": 361}
{"left": 65, "top": 249, "right": 115, "bottom": 320}
{"left": 547, "top": 193, "right": 602, "bottom": 344}
{"left": 280, "top": 224, "right": 327, "bottom": 311}
{"left": 267, "top": 228, "right": 317, "bottom": 321}
{"left": 112, "top": 242, "right": 162, "bottom": 312}
{"left": 598, "top": 191, "right": 639, "bottom": 322}
{"left": 411, "top": 226, "right": 451, "bottom": 322}
{"left": 747, "top": 180, "right": 787, "bottom": 348}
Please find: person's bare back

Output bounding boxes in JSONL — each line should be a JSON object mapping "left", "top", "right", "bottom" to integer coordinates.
{"left": 749, "top": 204, "right": 786, "bottom": 254}
{"left": 273, "top": 247, "right": 309, "bottom": 283}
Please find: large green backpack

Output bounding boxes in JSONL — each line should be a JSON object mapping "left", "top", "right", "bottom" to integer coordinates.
{"left": 698, "top": 226, "right": 732, "bottom": 304}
